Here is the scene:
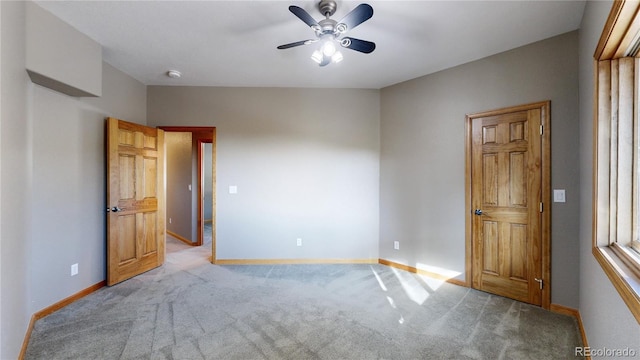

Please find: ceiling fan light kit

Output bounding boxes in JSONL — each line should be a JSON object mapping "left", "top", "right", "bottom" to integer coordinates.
{"left": 277, "top": 0, "right": 376, "bottom": 67}
{"left": 311, "top": 39, "right": 344, "bottom": 64}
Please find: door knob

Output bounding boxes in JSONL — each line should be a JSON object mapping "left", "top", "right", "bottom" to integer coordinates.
{"left": 111, "top": 207, "right": 122, "bottom": 213}
{"left": 474, "top": 209, "right": 483, "bottom": 215}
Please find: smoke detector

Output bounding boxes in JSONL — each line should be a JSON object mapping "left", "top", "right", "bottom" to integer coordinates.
{"left": 166, "top": 70, "right": 181, "bottom": 79}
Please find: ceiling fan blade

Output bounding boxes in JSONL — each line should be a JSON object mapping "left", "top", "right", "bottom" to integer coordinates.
{"left": 337, "top": 4, "right": 373, "bottom": 32}
{"left": 340, "top": 37, "right": 376, "bottom": 54}
{"left": 277, "top": 39, "right": 318, "bottom": 50}
{"left": 289, "top": 6, "right": 319, "bottom": 28}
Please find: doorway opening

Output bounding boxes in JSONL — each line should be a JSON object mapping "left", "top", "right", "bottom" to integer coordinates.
{"left": 161, "top": 127, "right": 216, "bottom": 262}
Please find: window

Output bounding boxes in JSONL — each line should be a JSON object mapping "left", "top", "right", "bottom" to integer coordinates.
{"left": 593, "top": 0, "right": 640, "bottom": 323}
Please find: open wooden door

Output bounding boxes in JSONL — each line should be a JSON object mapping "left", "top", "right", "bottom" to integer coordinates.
{"left": 107, "top": 118, "right": 165, "bottom": 286}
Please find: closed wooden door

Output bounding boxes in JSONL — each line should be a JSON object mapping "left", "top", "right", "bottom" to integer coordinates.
{"left": 467, "top": 102, "right": 550, "bottom": 307}
{"left": 107, "top": 118, "right": 165, "bottom": 286}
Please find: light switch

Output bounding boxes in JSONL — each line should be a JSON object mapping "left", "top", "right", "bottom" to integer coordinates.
{"left": 229, "top": 185, "right": 238, "bottom": 194}
{"left": 553, "top": 189, "right": 566, "bottom": 203}
{"left": 188, "top": 184, "right": 192, "bottom": 191}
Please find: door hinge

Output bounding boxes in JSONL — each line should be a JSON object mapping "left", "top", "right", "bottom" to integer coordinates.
{"left": 534, "top": 277, "right": 543, "bottom": 290}
{"left": 540, "top": 125, "right": 543, "bottom": 135}
{"left": 539, "top": 202, "right": 543, "bottom": 213}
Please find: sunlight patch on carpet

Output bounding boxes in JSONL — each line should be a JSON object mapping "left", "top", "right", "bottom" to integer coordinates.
{"left": 390, "top": 267, "right": 430, "bottom": 305}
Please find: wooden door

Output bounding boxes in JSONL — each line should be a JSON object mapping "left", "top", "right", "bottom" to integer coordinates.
{"left": 107, "top": 118, "right": 165, "bottom": 286}
{"left": 467, "top": 102, "right": 550, "bottom": 307}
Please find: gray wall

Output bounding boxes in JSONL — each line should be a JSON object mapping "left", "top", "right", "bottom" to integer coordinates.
{"left": 147, "top": 87, "right": 380, "bottom": 260}
{"left": 28, "top": 64, "right": 146, "bottom": 313}
{"left": 29, "top": 63, "right": 146, "bottom": 314}
{"left": 380, "top": 31, "right": 580, "bottom": 307}
{"left": 25, "top": 1, "right": 101, "bottom": 97}
{"left": 1, "top": 3, "right": 147, "bottom": 358}
{"left": 578, "top": 0, "right": 640, "bottom": 350}
{"left": 1, "top": 2, "right": 30, "bottom": 357}
{"left": 166, "top": 131, "right": 194, "bottom": 241}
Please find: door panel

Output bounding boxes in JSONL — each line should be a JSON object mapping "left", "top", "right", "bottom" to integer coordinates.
{"left": 483, "top": 221, "right": 499, "bottom": 274}
{"left": 469, "top": 103, "right": 547, "bottom": 306}
{"left": 510, "top": 152, "right": 526, "bottom": 206}
{"left": 483, "top": 154, "right": 498, "bottom": 205}
{"left": 509, "top": 223, "right": 528, "bottom": 282}
{"left": 107, "top": 118, "right": 165, "bottom": 286}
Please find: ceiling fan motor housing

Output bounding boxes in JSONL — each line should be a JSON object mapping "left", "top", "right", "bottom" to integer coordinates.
{"left": 318, "top": 18, "right": 338, "bottom": 35}
{"left": 319, "top": 0, "right": 337, "bottom": 17}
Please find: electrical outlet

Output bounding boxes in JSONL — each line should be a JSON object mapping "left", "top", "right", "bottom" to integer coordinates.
{"left": 394, "top": 241, "right": 400, "bottom": 250}
{"left": 71, "top": 263, "right": 78, "bottom": 276}
{"left": 169, "top": 218, "right": 172, "bottom": 224}
{"left": 297, "top": 238, "right": 302, "bottom": 247}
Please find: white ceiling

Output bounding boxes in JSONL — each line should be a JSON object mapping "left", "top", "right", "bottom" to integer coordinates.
{"left": 35, "top": 0, "right": 586, "bottom": 89}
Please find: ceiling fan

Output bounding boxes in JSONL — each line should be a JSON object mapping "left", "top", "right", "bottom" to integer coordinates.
{"left": 277, "top": 0, "right": 376, "bottom": 67}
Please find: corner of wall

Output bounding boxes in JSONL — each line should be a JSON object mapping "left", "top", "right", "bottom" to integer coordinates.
{"left": 0, "top": 0, "right": 4, "bottom": 354}
{"left": 0, "top": 1, "right": 31, "bottom": 359}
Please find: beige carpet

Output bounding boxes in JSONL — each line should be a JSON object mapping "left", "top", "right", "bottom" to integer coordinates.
{"left": 25, "top": 248, "right": 583, "bottom": 359}
{"left": 166, "top": 234, "right": 192, "bottom": 254}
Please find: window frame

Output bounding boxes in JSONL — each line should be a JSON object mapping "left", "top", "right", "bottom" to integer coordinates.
{"left": 593, "top": 0, "right": 640, "bottom": 324}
